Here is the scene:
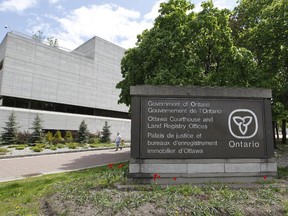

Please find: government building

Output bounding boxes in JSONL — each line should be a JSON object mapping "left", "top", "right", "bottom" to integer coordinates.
{"left": 0, "top": 32, "right": 130, "bottom": 140}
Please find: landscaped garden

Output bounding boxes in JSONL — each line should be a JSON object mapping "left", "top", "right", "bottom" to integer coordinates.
{"left": 0, "top": 112, "right": 118, "bottom": 155}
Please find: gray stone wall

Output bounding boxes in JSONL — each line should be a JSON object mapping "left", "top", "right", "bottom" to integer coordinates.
{"left": 0, "top": 107, "right": 131, "bottom": 141}
{"left": 1, "top": 32, "right": 127, "bottom": 112}
{"left": 0, "top": 32, "right": 130, "bottom": 136}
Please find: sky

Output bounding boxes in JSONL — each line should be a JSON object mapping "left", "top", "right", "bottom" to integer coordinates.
{"left": 0, "top": 0, "right": 238, "bottom": 50}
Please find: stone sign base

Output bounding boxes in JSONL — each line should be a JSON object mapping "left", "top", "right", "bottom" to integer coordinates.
{"left": 129, "top": 158, "right": 277, "bottom": 184}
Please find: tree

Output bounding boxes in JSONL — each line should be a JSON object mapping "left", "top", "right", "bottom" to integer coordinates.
{"left": 46, "top": 131, "right": 54, "bottom": 144}
{"left": 30, "top": 114, "right": 44, "bottom": 144}
{"left": 47, "top": 37, "right": 59, "bottom": 47}
{"left": 230, "top": 0, "right": 288, "bottom": 143}
{"left": 116, "top": 0, "right": 256, "bottom": 108}
{"left": 64, "top": 130, "right": 73, "bottom": 143}
{"left": 78, "top": 120, "right": 89, "bottom": 144}
{"left": 100, "top": 121, "right": 111, "bottom": 143}
{"left": 32, "top": 30, "right": 59, "bottom": 47}
{"left": 1, "top": 112, "right": 19, "bottom": 145}
{"left": 53, "top": 131, "right": 63, "bottom": 144}
{"left": 32, "top": 30, "right": 45, "bottom": 42}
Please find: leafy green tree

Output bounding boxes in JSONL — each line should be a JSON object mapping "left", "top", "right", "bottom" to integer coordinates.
{"left": 116, "top": 0, "right": 256, "bottom": 108}
{"left": 231, "top": 0, "right": 288, "bottom": 143}
{"left": 1, "top": 112, "right": 19, "bottom": 145}
{"left": 64, "top": 130, "right": 73, "bottom": 143}
{"left": 30, "top": 114, "right": 44, "bottom": 144}
{"left": 78, "top": 120, "right": 89, "bottom": 144}
{"left": 100, "top": 121, "right": 111, "bottom": 143}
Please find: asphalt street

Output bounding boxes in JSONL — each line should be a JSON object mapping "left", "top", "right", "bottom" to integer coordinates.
{"left": 0, "top": 148, "right": 130, "bottom": 182}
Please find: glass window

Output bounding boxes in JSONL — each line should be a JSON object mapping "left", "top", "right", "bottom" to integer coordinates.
{"left": 31, "top": 100, "right": 43, "bottom": 110}
{"left": 0, "top": 59, "right": 3, "bottom": 71}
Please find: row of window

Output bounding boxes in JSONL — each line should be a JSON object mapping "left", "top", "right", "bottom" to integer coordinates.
{"left": 1, "top": 96, "right": 130, "bottom": 119}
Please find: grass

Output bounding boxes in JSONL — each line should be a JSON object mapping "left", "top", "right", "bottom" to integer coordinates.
{"left": 0, "top": 147, "right": 9, "bottom": 155}
{"left": 0, "top": 165, "right": 118, "bottom": 215}
{"left": 0, "top": 163, "right": 287, "bottom": 215}
{"left": 1, "top": 142, "right": 119, "bottom": 155}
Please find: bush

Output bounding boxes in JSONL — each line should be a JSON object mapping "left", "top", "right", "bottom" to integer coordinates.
{"left": 0, "top": 147, "right": 9, "bottom": 155}
{"left": 88, "top": 137, "right": 100, "bottom": 144}
{"left": 56, "top": 143, "right": 66, "bottom": 149}
{"left": 64, "top": 131, "right": 73, "bottom": 143}
{"left": 50, "top": 146, "right": 57, "bottom": 151}
{"left": 31, "top": 146, "right": 43, "bottom": 152}
{"left": 15, "top": 144, "right": 26, "bottom": 150}
{"left": 89, "top": 143, "right": 99, "bottom": 148}
{"left": 53, "top": 131, "right": 63, "bottom": 144}
{"left": 68, "top": 143, "right": 77, "bottom": 149}
{"left": 46, "top": 131, "right": 54, "bottom": 144}
{"left": 35, "top": 143, "right": 46, "bottom": 148}
{"left": 17, "top": 131, "right": 31, "bottom": 144}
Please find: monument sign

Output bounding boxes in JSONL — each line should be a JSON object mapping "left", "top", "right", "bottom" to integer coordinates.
{"left": 129, "top": 86, "right": 277, "bottom": 184}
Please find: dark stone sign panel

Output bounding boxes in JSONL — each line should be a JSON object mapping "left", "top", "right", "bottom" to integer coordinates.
{"left": 140, "top": 98, "right": 266, "bottom": 159}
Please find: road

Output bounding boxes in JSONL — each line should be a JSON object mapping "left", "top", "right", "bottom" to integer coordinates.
{"left": 0, "top": 148, "right": 130, "bottom": 182}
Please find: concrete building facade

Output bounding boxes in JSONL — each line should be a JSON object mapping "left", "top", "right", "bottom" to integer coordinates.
{"left": 0, "top": 32, "right": 130, "bottom": 141}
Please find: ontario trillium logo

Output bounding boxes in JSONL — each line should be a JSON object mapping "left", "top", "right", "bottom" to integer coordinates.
{"left": 228, "top": 109, "right": 258, "bottom": 139}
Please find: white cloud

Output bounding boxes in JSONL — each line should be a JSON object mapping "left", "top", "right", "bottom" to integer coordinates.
{"left": 49, "top": 0, "right": 60, "bottom": 5}
{"left": 194, "top": 0, "right": 237, "bottom": 12}
{"left": 214, "top": 0, "right": 236, "bottom": 10}
{"left": 144, "top": 0, "right": 165, "bottom": 21}
{"left": 0, "top": 0, "right": 37, "bottom": 12}
{"left": 29, "top": 18, "right": 51, "bottom": 36}
{"left": 51, "top": 2, "right": 163, "bottom": 49}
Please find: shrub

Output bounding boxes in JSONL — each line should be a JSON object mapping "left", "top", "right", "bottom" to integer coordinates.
{"left": 68, "top": 143, "right": 77, "bottom": 149}
{"left": 15, "top": 144, "right": 26, "bottom": 150}
{"left": 53, "top": 131, "right": 63, "bottom": 144}
{"left": 45, "top": 131, "right": 54, "bottom": 144}
{"left": 17, "top": 131, "right": 31, "bottom": 144}
{"left": 56, "top": 143, "right": 66, "bottom": 149}
{"left": 0, "top": 147, "right": 9, "bottom": 155}
{"left": 64, "top": 131, "right": 73, "bottom": 143}
{"left": 89, "top": 131, "right": 101, "bottom": 139}
{"left": 31, "top": 146, "right": 43, "bottom": 152}
{"left": 35, "top": 143, "right": 46, "bottom": 148}
{"left": 50, "top": 146, "right": 57, "bottom": 151}
{"left": 89, "top": 143, "right": 99, "bottom": 148}
{"left": 88, "top": 137, "right": 100, "bottom": 144}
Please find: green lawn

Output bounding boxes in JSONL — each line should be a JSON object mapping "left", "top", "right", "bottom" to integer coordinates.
{"left": 0, "top": 163, "right": 287, "bottom": 215}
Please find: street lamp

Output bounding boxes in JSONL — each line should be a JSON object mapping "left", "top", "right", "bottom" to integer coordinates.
{"left": 4, "top": 25, "right": 12, "bottom": 32}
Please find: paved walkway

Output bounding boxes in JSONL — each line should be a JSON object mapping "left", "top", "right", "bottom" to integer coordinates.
{"left": 0, "top": 148, "right": 130, "bottom": 182}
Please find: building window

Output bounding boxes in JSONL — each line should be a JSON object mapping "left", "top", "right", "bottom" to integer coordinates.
{"left": 1, "top": 96, "right": 130, "bottom": 119}
{"left": 0, "top": 59, "right": 3, "bottom": 71}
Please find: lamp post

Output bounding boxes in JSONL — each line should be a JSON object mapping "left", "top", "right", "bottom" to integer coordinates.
{"left": 4, "top": 25, "right": 12, "bottom": 32}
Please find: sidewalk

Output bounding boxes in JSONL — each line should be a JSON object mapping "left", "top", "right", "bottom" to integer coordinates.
{"left": 0, "top": 148, "right": 130, "bottom": 182}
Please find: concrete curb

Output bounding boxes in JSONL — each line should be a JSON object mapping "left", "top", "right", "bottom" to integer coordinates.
{"left": 0, "top": 146, "right": 130, "bottom": 159}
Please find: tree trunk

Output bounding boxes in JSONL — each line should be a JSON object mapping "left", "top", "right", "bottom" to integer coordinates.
{"left": 282, "top": 119, "right": 287, "bottom": 144}
{"left": 272, "top": 121, "right": 277, "bottom": 149}
{"left": 276, "top": 121, "right": 279, "bottom": 141}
